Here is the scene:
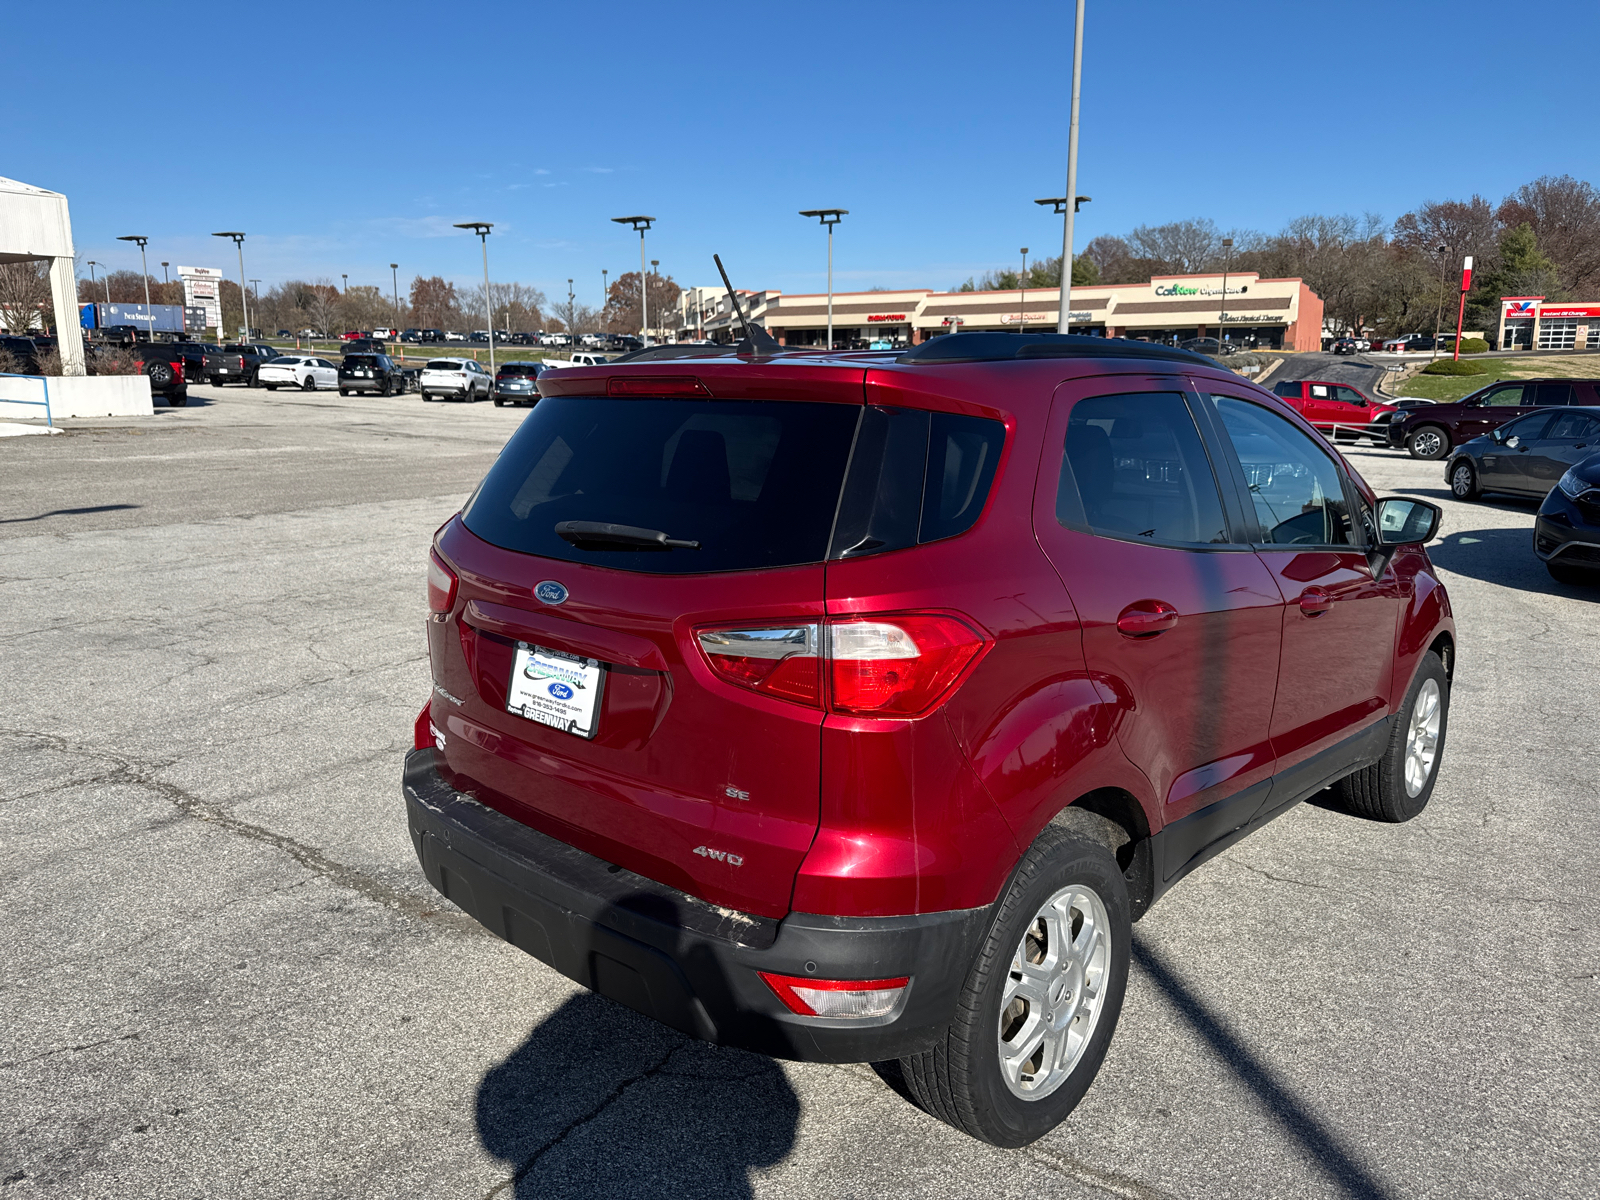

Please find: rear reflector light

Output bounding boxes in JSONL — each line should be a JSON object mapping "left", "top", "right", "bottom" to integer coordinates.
{"left": 413, "top": 702, "right": 435, "bottom": 749}
{"left": 608, "top": 376, "right": 711, "bottom": 397}
{"left": 696, "top": 613, "right": 985, "bottom": 717}
{"left": 427, "top": 550, "right": 458, "bottom": 614}
{"left": 759, "top": 972, "right": 910, "bottom": 1019}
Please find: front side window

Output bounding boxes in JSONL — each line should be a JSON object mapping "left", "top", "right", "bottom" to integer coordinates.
{"left": 1205, "top": 395, "right": 1355, "bottom": 547}
{"left": 1332, "top": 386, "right": 1367, "bottom": 406}
{"left": 1476, "top": 385, "right": 1527, "bottom": 407}
{"left": 1057, "top": 392, "right": 1228, "bottom": 546}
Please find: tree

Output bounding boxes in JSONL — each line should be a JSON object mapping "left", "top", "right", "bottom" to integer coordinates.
{"left": 0, "top": 261, "right": 51, "bottom": 333}
{"left": 409, "top": 275, "right": 461, "bottom": 330}
{"left": 1471, "top": 223, "right": 1562, "bottom": 308}
{"left": 461, "top": 281, "right": 548, "bottom": 333}
{"left": 605, "top": 271, "right": 682, "bottom": 336}
{"left": 1495, "top": 175, "right": 1600, "bottom": 296}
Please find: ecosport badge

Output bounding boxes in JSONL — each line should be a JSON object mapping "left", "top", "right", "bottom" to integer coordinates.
{"left": 534, "top": 580, "right": 568, "bottom": 605}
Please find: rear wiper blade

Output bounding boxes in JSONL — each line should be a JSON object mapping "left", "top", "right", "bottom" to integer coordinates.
{"left": 554, "top": 520, "right": 701, "bottom": 550}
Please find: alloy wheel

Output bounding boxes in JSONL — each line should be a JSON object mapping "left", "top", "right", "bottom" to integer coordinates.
{"left": 1412, "top": 429, "right": 1443, "bottom": 458}
{"left": 1451, "top": 463, "right": 1474, "bottom": 497}
{"left": 998, "top": 884, "right": 1111, "bottom": 1101}
{"left": 1404, "top": 678, "right": 1442, "bottom": 797}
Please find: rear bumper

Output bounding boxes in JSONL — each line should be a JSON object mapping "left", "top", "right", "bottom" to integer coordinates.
{"left": 339, "top": 376, "right": 391, "bottom": 391}
{"left": 401, "top": 748, "right": 989, "bottom": 1062}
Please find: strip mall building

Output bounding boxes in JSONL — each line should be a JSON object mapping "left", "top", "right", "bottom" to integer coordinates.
{"left": 691, "top": 272, "right": 1324, "bottom": 351}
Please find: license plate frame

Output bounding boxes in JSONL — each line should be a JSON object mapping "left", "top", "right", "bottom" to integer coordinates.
{"left": 506, "top": 642, "right": 606, "bottom": 739}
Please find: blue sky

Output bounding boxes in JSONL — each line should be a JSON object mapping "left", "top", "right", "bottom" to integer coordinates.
{"left": 9, "top": 1, "right": 1595, "bottom": 308}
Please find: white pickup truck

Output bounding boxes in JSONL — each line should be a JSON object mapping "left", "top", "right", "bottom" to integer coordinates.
{"left": 541, "top": 351, "right": 611, "bottom": 369}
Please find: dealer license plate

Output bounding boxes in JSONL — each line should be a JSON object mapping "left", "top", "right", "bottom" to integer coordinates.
{"left": 506, "top": 643, "right": 605, "bottom": 739}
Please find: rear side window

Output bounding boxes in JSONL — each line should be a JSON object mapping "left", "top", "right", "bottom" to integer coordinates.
{"left": 828, "top": 409, "right": 1005, "bottom": 557}
{"left": 462, "top": 397, "right": 860, "bottom": 574}
{"left": 1056, "top": 392, "right": 1228, "bottom": 546}
{"left": 1534, "top": 383, "right": 1574, "bottom": 406}
{"left": 1272, "top": 381, "right": 1300, "bottom": 398}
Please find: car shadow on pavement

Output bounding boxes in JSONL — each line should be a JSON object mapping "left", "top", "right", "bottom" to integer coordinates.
{"left": 476, "top": 993, "right": 799, "bottom": 1199}
{"left": 1132, "top": 939, "right": 1398, "bottom": 1200}
{"left": 0, "top": 503, "right": 139, "bottom": 525}
{"left": 1424, "top": 525, "right": 1597, "bottom": 597}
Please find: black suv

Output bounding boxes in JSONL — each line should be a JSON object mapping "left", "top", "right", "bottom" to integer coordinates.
{"left": 338, "top": 353, "right": 407, "bottom": 396}
{"left": 0, "top": 334, "right": 43, "bottom": 373}
{"left": 342, "top": 337, "right": 388, "bottom": 356}
{"left": 492, "top": 361, "right": 546, "bottom": 406}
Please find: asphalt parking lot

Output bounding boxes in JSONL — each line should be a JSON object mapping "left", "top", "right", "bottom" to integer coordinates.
{"left": 2, "top": 384, "right": 1597, "bottom": 1199}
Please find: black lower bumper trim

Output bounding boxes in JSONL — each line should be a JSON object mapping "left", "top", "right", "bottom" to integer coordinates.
{"left": 402, "top": 748, "right": 991, "bottom": 1062}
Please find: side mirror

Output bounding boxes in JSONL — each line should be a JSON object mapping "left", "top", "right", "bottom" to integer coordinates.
{"left": 1506, "top": 435, "right": 1522, "bottom": 449}
{"left": 1375, "top": 497, "right": 1442, "bottom": 546}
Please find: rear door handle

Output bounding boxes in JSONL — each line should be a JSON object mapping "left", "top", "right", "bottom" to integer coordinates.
{"left": 1298, "top": 587, "right": 1334, "bottom": 617}
{"left": 1117, "top": 600, "right": 1179, "bottom": 637}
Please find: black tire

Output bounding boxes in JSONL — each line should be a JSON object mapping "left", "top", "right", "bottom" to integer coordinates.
{"left": 339, "top": 389, "right": 349, "bottom": 397}
{"left": 167, "top": 391, "right": 188, "bottom": 408}
{"left": 1407, "top": 425, "right": 1450, "bottom": 460}
{"left": 1547, "top": 560, "right": 1599, "bottom": 586}
{"left": 420, "top": 392, "right": 432, "bottom": 401}
{"left": 381, "top": 380, "right": 393, "bottom": 398}
{"left": 898, "top": 826, "right": 1131, "bottom": 1147}
{"left": 1332, "top": 650, "right": 1449, "bottom": 822}
{"left": 264, "top": 384, "right": 277, "bottom": 392}
{"left": 146, "top": 362, "right": 174, "bottom": 387}
{"left": 493, "top": 395, "right": 505, "bottom": 407}
{"left": 1449, "top": 459, "right": 1479, "bottom": 500}
{"left": 302, "top": 375, "right": 316, "bottom": 392}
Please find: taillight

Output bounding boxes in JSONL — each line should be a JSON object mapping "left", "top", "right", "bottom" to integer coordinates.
{"left": 608, "top": 376, "right": 710, "bottom": 397}
{"left": 759, "top": 972, "right": 910, "bottom": 1019}
{"left": 413, "top": 702, "right": 435, "bottom": 749}
{"left": 697, "top": 625, "right": 821, "bottom": 705}
{"left": 171, "top": 360, "right": 184, "bottom": 381}
{"left": 829, "top": 615, "right": 984, "bottom": 717}
{"left": 695, "top": 613, "right": 985, "bottom": 718}
{"left": 427, "top": 550, "right": 458, "bottom": 614}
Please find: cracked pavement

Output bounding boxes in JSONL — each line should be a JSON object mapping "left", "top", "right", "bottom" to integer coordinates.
{"left": 1, "top": 389, "right": 1596, "bottom": 1198}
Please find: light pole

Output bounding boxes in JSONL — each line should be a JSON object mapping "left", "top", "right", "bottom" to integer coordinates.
{"left": 87, "top": 260, "right": 101, "bottom": 304}
{"left": 1217, "top": 237, "right": 1234, "bottom": 348}
{"left": 212, "top": 232, "right": 249, "bottom": 340}
{"left": 117, "top": 236, "right": 152, "bottom": 339}
{"left": 453, "top": 222, "right": 496, "bottom": 372}
{"left": 601, "top": 269, "right": 608, "bottom": 330}
{"left": 390, "top": 263, "right": 400, "bottom": 330}
{"left": 249, "top": 280, "right": 260, "bottom": 335}
{"left": 1052, "top": 0, "right": 1087, "bottom": 334}
{"left": 567, "top": 279, "right": 574, "bottom": 343}
{"left": 1430, "top": 243, "right": 1450, "bottom": 361}
{"left": 1035, "top": 194, "right": 1092, "bottom": 331}
{"left": 161, "top": 261, "right": 169, "bottom": 285}
{"left": 799, "top": 209, "right": 847, "bottom": 349}
{"left": 1020, "top": 248, "right": 1029, "bottom": 332}
{"left": 611, "top": 216, "right": 655, "bottom": 342}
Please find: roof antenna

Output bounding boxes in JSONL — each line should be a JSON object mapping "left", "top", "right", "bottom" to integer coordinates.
{"left": 714, "top": 253, "right": 782, "bottom": 356}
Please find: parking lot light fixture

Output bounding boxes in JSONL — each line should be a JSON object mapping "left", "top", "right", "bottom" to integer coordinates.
{"left": 800, "top": 209, "right": 851, "bottom": 350}
{"left": 212, "top": 233, "right": 249, "bottom": 341}
{"left": 453, "top": 222, "right": 496, "bottom": 372}
{"left": 249, "top": 280, "right": 260, "bottom": 327}
{"left": 1035, "top": 193, "right": 1092, "bottom": 331}
{"left": 161, "top": 261, "right": 169, "bottom": 285}
{"left": 390, "top": 264, "right": 400, "bottom": 330}
{"left": 117, "top": 236, "right": 152, "bottom": 338}
{"left": 1431, "top": 243, "right": 1449, "bottom": 362}
{"left": 611, "top": 217, "right": 655, "bottom": 342}
{"left": 88, "top": 260, "right": 108, "bottom": 304}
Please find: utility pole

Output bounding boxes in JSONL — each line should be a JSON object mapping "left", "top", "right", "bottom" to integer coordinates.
{"left": 1431, "top": 243, "right": 1449, "bottom": 362}
{"left": 116, "top": 236, "right": 152, "bottom": 339}
{"left": 611, "top": 216, "right": 655, "bottom": 343}
{"left": 452, "top": 223, "right": 496, "bottom": 372}
{"left": 799, "top": 210, "right": 847, "bottom": 349}
{"left": 390, "top": 263, "right": 400, "bottom": 330}
{"left": 602, "top": 269, "right": 608, "bottom": 326}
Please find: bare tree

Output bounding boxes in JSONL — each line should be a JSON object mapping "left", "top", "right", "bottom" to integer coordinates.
{"left": 604, "top": 271, "right": 682, "bottom": 336}
{"left": 1496, "top": 175, "right": 1600, "bottom": 296}
{"left": 0, "top": 261, "right": 52, "bottom": 333}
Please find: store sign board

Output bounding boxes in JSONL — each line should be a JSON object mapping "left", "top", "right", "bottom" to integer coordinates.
{"left": 1154, "top": 283, "right": 1249, "bottom": 297}
{"left": 1502, "top": 299, "right": 1542, "bottom": 317}
{"left": 1539, "top": 305, "right": 1600, "bottom": 319}
{"left": 867, "top": 313, "right": 907, "bottom": 322}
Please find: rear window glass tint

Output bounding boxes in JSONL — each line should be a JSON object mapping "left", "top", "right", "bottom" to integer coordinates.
{"left": 345, "top": 355, "right": 378, "bottom": 367}
{"left": 498, "top": 364, "right": 540, "bottom": 376}
{"left": 920, "top": 413, "right": 1005, "bottom": 542}
{"left": 462, "top": 397, "right": 860, "bottom": 574}
{"left": 425, "top": 360, "right": 461, "bottom": 370}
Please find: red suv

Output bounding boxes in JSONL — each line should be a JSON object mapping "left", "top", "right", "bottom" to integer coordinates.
{"left": 404, "top": 333, "right": 1454, "bottom": 1147}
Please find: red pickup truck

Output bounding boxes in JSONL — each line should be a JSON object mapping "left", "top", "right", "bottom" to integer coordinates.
{"left": 1271, "top": 379, "right": 1396, "bottom": 445}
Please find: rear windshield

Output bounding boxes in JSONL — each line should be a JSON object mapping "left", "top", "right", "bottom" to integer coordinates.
{"left": 498, "top": 364, "right": 540, "bottom": 376}
{"left": 425, "top": 360, "right": 462, "bottom": 370}
{"left": 463, "top": 397, "right": 860, "bottom": 574}
{"left": 267, "top": 356, "right": 298, "bottom": 364}
{"left": 345, "top": 355, "right": 379, "bottom": 367}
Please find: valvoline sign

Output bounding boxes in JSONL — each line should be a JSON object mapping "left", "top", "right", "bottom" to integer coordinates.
{"left": 1503, "top": 300, "right": 1539, "bottom": 317}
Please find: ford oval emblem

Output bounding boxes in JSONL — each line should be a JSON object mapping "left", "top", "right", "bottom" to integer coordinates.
{"left": 534, "top": 580, "right": 568, "bottom": 606}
